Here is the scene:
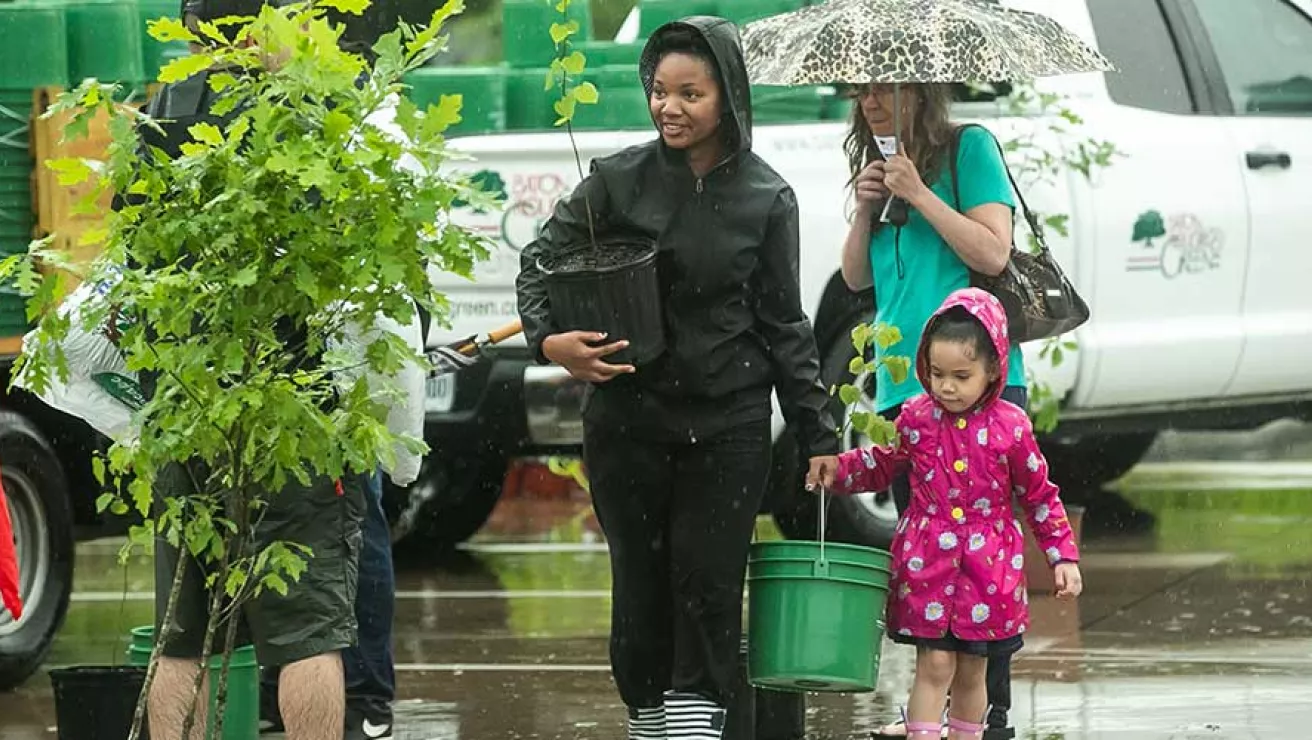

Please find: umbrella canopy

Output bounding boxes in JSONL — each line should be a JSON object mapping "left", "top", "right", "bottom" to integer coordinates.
{"left": 742, "top": 0, "right": 1114, "bottom": 86}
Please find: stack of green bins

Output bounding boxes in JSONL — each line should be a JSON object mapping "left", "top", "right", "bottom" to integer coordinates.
{"left": 63, "top": 0, "right": 145, "bottom": 95}
{"left": 0, "top": 1, "right": 67, "bottom": 337}
{"left": 501, "top": 0, "right": 592, "bottom": 131}
{"left": 405, "top": 66, "right": 508, "bottom": 137}
{"left": 137, "top": 0, "right": 189, "bottom": 84}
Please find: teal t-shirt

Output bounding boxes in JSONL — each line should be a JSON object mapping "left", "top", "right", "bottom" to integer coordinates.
{"left": 870, "top": 125, "right": 1025, "bottom": 413}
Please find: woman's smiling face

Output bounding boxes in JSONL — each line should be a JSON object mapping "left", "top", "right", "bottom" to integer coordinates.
{"left": 649, "top": 51, "right": 723, "bottom": 152}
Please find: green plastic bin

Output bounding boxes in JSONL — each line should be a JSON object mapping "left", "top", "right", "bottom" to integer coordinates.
{"left": 576, "top": 64, "right": 649, "bottom": 130}
{"left": 126, "top": 625, "right": 260, "bottom": 740}
{"left": 0, "top": 2, "right": 69, "bottom": 89}
{"left": 638, "top": 0, "right": 718, "bottom": 37}
{"left": 137, "top": 0, "right": 188, "bottom": 84}
{"left": 577, "top": 40, "right": 644, "bottom": 68}
{"left": 747, "top": 539, "right": 891, "bottom": 692}
{"left": 65, "top": 0, "right": 144, "bottom": 85}
{"left": 752, "top": 84, "right": 830, "bottom": 123}
{"left": 502, "top": 0, "right": 593, "bottom": 69}
{"left": 505, "top": 66, "right": 557, "bottom": 130}
{"left": 718, "top": 0, "right": 803, "bottom": 26}
{"left": 405, "top": 66, "right": 508, "bottom": 136}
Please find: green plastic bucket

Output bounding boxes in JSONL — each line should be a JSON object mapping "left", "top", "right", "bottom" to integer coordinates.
{"left": 747, "top": 536, "right": 891, "bottom": 693}
{"left": 65, "top": 0, "right": 145, "bottom": 85}
{"left": 502, "top": 0, "right": 593, "bottom": 69}
{"left": 126, "top": 626, "right": 261, "bottom": 739}
{"left": 404, "top": 66, "right": 508, "bottom": 136}
{"left": 0, "top": 2, "right": 69, "bottom": 89}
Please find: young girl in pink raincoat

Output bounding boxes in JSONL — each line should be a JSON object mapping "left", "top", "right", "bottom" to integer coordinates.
{"left": 808, "top": 288, "right": 1083, "bottom": 740}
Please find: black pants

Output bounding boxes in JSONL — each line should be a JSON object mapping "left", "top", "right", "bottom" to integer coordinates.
{"left": 583, "top": 419, "right": 772, "bottom": 710}
{"left": 886, "top": 386, "right": 1027, "bottom": 730}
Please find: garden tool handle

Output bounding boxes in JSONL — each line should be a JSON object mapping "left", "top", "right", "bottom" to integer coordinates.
{"left": 817, "top": 485, "right": 828, "bottom": 565}
{"left": 485, "top": 319, "right": 523, "bottom": 345}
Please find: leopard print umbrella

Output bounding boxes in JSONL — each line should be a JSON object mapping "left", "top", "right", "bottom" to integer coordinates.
{"left": 742, "top": 0, "right": 1114, "bottom": 85}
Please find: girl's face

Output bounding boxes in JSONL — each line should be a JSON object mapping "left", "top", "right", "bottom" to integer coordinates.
{"left": 926, "top": 338, "right": 998, "bottom": 414}
{"left": 650, "top": 52, "right": 723, "bottom": 152}
{"left": 851, "top": 83, "right": 918, "bottom": 138}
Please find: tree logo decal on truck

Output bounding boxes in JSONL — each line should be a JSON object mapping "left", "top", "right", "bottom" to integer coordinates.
{"left": 1126, "top": 210, "right": 1223, "bottom": 279}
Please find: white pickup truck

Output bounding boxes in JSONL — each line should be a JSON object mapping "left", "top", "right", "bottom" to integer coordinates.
{"left": 404, "top": 0, "right": 1312, "bottom": 549}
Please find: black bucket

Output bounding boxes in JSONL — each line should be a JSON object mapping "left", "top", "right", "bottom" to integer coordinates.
{"left": 49, "top": 665, "right": 150, "bottom": 740}
{"left": 539, "top": 240, "right": 665, "bottom": 366}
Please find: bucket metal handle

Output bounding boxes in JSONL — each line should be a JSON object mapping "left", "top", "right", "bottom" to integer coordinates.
{"left": 816, "top": 485, "right": 831, "bottom": 574}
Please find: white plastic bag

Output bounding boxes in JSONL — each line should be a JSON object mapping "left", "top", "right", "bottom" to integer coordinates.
{"left": 13, "top": 281, "right": 142, "bottom": 444}
{"left": 329, "top": 304, "right": 427, "bottom": 487}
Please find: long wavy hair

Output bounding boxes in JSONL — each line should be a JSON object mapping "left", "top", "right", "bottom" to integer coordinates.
{"left": 843, "top": 83, "right": 956, "bottom": 190}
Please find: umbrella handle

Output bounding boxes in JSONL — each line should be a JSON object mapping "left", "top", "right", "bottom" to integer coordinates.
{"left": 485, "top": 319, "right": 523, "bottom": 345}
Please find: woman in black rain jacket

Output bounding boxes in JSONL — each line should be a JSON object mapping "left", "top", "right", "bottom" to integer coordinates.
{"left": 516, "top": 17, "right": 837, "bottom": 740}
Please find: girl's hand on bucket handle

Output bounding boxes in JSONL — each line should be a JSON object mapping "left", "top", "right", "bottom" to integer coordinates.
{"left": 542, "top": 331, "right": 636, "bottom": 383}
{"left": 1054, "top": 562, "right": 1083, "bottom": 600}
{"left": 805, "top": 456, "right": 839, "bottom": 492}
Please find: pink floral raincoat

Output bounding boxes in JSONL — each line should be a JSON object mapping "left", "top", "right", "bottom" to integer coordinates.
{"left": 831, "top": 288, "right": 1079, "bottom": 643}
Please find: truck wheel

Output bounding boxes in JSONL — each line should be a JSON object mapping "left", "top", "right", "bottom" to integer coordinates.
{"left": 0, "top": 411, "right": 73, "bottom": 690}
{"left": 385, "top": 452, "right": 505, "bottom": 552}
{"left": 1040, "top": 432, "right": 1158, "bottom": 502}
{"left": 770, "top": 311, "right": 899, "bottom": 550}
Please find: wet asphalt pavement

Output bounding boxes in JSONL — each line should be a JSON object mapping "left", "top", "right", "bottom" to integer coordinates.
{"left": 3, "top": 431, "right": 1312, "bottom": 739}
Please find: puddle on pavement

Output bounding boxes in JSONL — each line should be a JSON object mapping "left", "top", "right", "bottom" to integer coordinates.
{"left": 3, "top": 479, "right": 1312, "bottom": 738}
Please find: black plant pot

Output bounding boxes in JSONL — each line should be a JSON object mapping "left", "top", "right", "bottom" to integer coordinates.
{"left": 539, "top": 239, "right": 665, "bottom": 366}
{"left": 49, "top": 665, "right": 149, "bottom": 740}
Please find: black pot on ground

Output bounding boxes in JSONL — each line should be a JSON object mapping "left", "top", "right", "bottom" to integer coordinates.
{"left": 538, "top": 239, "right": 664, "bottom": 366}
{"left": 49, "top": 665, "right": 149, "bottom": 740}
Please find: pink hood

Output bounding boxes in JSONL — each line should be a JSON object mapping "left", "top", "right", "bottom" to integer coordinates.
{"left": 915, "top": 288, "right": 1012, "bottom": 411}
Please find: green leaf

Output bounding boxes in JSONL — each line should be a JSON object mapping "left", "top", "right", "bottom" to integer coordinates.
{"left": 838, "top": 384, "right": 861, "bottom": 406}
{"left": 423, "top": 94, "right": 463, "bottom": 135}
{"left": 560, "top": 51, "right": 586, "bottom": 76}
{"left": 874, "top": 322, "right": 902, "bottom": 350}
{"left": 543, "top": 68, "right": 558, "bottom": 91}
{"left": 95, "top": 491, "right": 114, "bottom": 513}
{"left": 884, "top": 356, "right": 911, "bottom": 385}
{"left": 323, "top": 110, "right": 352, "bottom": 142}
{"left": 553, "top": 95, "right": 576, "bottom": 125}
{"left": 189, "top": 122, "right": 224, "bottom": 147}
{"left": 549, "top": 20, "right": 579, "bottom": 44}
{"left": 208, "top": 72, "right": 239, "bottom": 93}
{"left": 319, "top": 0, "right": 369, "bottom": 15}
{"left": 848, "top": 355, "right": 866, "bottom": 375}
{"left": 867, "top": 415, "right": 899, "bottom": 446}
{"left": 263, "top": 573, "right": 289, "bottom": 597}
{"left": 573, "top": 81, "right": 599, "bottom": 105}
{"left": 46, "top": 158, "right": 93, "bottom": 186}
{"left": 158, "top": 53, "right": 215, "bottom": 84}
{"left": 147, "top": 17, "right": 200, "bottom": 44}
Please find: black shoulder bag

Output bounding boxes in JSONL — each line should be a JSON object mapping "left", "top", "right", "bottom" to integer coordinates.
{"left": 950, "top": 123, "right": 1090, "bottom": 344}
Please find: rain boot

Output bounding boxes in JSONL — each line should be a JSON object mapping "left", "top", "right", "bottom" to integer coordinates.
{"left": 666, "top": 691, "right": 727, "bottom": 740}
{"left": 628, "top": 705, "right": 667, "bottom": 740}
{"left": 946, "top": 717, "right": 986, "bottom": 740}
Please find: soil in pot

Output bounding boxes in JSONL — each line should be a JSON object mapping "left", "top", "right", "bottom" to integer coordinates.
{"left": 540, "top": 240, "right": 665, "bottom": 366}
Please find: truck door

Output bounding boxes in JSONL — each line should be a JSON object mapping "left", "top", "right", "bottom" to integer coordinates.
{"left": 1077, "top": 0, "right": 1250, "bottom": 408}
{"left": 1177, "top": 0, "right": 1312, "bottom": 397}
